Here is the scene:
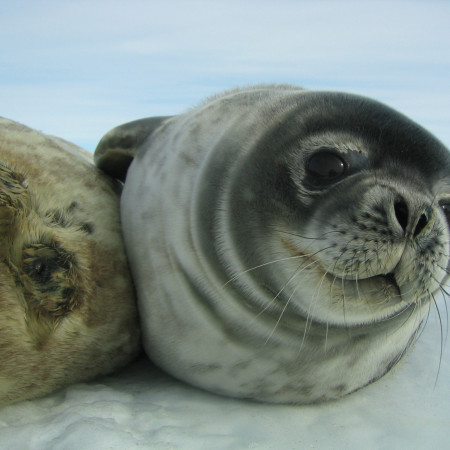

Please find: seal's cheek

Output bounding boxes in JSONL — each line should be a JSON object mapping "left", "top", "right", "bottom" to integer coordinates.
{"left": 0, "top": 262, "right": 29, "bottom": 332}
{"left": 0, "top": 265, "right": 37, "bottom": 390}
{"left": 79, "top": 240, "right": 134, "bottom": 329}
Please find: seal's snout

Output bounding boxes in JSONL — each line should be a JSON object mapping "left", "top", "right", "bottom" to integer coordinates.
{"left": 392, "top": 196, "right": 431, "bottom": 238}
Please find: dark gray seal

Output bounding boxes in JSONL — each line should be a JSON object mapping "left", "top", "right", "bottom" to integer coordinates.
{"left": 95, "top": 85, "right": 450, "bottom": 403}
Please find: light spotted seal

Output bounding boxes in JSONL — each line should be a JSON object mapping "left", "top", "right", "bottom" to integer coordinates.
{"left": 0, "top": 118, "right": 140, "bottom": 407}
{"left": 95, "top": 85, "right": 450, "bottom": 403}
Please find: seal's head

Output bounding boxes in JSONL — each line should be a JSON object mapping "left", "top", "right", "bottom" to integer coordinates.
{"left": 94, "top": 86, "right": 450, "bottom": 403}
{"left": 0, "top": 118, "right": 140, "bottom": 406}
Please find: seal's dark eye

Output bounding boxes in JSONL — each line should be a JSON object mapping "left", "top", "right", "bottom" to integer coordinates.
{"left": 22, "top": 243, "right": 80, "bottom": 317}
{"left": 32, "top": 260, "right": 51, "bottom": 282}
{"left": 306, "top": 151, "right": 346, "bottom": 180}
{"left": 23, "top": 246, "right": 67, "bottom": 284}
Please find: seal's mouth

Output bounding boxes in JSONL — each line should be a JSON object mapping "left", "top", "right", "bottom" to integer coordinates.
{"left": 381, "top": 272, "right": 400, "bottom": 290}
{"left": 325, "top": 271, "right": 402, "bottom": 299}
{"left": 371, "top": 272, "right": 402, "bottom": 296}
{"left": 280, "top": 239, "right": 403, "bottom": 302}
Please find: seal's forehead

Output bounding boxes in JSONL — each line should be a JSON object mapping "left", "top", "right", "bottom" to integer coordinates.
{"left": 287, "top": 92, "right": 450, "bottom": 176}
{"left": 0, "top": 117, "right": 122, "bottom": 214}
{"left": 0, "top": 117, "right": 94, "bottom": 177}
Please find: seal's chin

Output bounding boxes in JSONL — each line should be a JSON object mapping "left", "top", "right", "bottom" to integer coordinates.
{"left": 354, "top": 272, "right": 401, "bottom": 297}
{"left": 277, "top": 241, "right": 411, "bottom": 322}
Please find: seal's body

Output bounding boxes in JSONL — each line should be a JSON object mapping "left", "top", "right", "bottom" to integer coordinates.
{"left": 0, "top": 118, "right": 140, "bottom": 406}
{"left": 96, "top": 86, "right": 450, "bottom": 403}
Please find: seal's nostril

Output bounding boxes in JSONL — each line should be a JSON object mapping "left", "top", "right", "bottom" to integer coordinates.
{"left": 393, "top": 198, "right": 429, "bottom": 237}
{"left": 394, "top": 199, "right": 408, "bottom": 232}
{"left": 414, "top": 212, "right": 428, "bottom": 237}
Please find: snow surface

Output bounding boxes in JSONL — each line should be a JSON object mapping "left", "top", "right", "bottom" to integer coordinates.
{"left": 0, "top": 296, "right": 448, "bottom": 449}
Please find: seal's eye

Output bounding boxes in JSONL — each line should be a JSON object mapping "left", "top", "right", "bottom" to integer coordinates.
{"left": 306, "top": 151, "right": 346, "bottom": 181}
{"left": 23, "top": 245, "right": 69, "bottom": 285}
{"left": 22, "top": 243, "right": 80, "bottom": 317}
{"left": 31, "top": 260, "right": 51, "bottom": 282}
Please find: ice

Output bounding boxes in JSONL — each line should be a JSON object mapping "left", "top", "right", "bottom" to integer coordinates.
{"left": 0, "top": 297, "right": 448, "bottom": 449}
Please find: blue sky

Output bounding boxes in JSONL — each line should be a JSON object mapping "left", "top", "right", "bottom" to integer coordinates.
{"left": 1, "top": 0, "right": 449, "bottom": 151}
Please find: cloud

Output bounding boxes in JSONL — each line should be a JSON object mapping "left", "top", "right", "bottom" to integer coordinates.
{"left": 1, "top": 0, "right": 449, "bottom": 150}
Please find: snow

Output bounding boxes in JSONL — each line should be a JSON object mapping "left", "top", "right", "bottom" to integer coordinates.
{"left": 0, "top": 296, "right": 448, "bottom": 449}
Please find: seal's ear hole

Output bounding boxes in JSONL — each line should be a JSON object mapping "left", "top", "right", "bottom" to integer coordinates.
{"left": 305, "top": 150, "right": 347, "bottom": 182}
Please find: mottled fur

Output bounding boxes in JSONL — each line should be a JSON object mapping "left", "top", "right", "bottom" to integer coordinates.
{"left": 0, "top": 118, "right": 140, "bottom": 406}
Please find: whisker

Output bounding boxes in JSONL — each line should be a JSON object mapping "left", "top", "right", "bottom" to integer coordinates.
{"left": 264, "top": 259, "right": 321, "bottom": 346}
{"left": 435, "top": 264, "right": 450, "bottom": 276}
{"left": 256, "top": 264, "right": 305, "bottom": 320}
{"left": 264, "top": 270, "right": 306, "bottom": 345}
{"left": 273, "top": 228, "right": 348, "bottom": 241}
{"left": 431, "top": 291, "right": 444, "bottom": 388}
{"left": 298, "top": 264, "right": 331, "bottom": 353}
{"left": 310, "top": 265, "right": 334, "bottom": 351}
{"left": 429, "top": 275, "right": 450, "bottom": 340}
{"left": 437, "top": 283, "right": 450, "bottom": 297}
{"left": 439, "top": 288, "right": 449, "bottom": 342}
{"left": 340, "top": 259, "right": 352, "bottom": 330}
{"left": 223, "top": 246, "right": 335, "bottom": 287}
{"left": 377, "top": 303, "right": 415, "bottom": 324}
{"left": 414, "top": 301, "right": 432, "bottom": 343}
{"left": 222, "top": 255, "right": 307, "bottom": 287}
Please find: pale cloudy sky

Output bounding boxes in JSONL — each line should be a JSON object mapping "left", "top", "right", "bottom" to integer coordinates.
{"left": 1, "top": 0, "right": 449, "bottom": 151}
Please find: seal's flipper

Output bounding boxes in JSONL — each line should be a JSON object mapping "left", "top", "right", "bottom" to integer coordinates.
{"left": 94, "top": 116, "right": 172, "bottom": 182}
